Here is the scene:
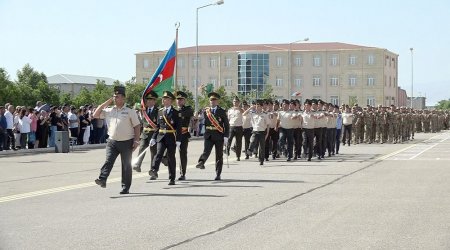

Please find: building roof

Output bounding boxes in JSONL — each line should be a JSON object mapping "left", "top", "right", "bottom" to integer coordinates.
{"left": 48, "top": 74, "right": 118, "bottom": 85}
{"left": 138, "top": 42, "right": 382, "bottom": 54}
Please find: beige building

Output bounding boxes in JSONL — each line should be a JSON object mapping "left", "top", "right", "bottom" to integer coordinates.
{"left": 48, "top": 74, "right": 118, "bottom": 97}
{"left": 136, "top": 42, "right": 399, "bottom": 106}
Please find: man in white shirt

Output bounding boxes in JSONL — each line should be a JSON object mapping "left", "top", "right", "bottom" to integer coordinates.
{"left": 227, "top": 96, "right": 244, "bottom": 161}
{"left": 4, "top": 105, "right": 15, "bottom": 150}
{"left": 243, "top": 100, "right": 270, "bottom": 165}
{"left": 341, "top": 106, "right": 354, "bottom": 146}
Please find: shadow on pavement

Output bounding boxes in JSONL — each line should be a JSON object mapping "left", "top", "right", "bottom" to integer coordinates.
{"left": 110, "top": 193, "right": 226, "bottom": 199}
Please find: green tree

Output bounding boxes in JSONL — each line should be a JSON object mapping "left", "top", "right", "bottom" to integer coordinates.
{"left": 72, "top": 87, "right": 93, "bottom": 107}
{"left": 59, "top": 93, "right": 73, "bottom": 106}
{"left": 16, "top": 63, "right": 47, "bottom": 89}
{"left": 436, "top": 99, "right": 450, "bottom": 110}
{"left": 91, "top": 80, "right": 113, "bottom": 105}
{"left": 0, "top": 68, "right": 15, "bottom": 105}
{"left": 260, "top": 85, "right": 276, "bottom": 100}
{"left": 124, "top": 81, "right": 146, "bottom": 107}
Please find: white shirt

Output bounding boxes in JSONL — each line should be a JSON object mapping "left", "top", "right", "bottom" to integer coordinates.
{"left": 5, "top": 111, "right": 13, "bottom": 129}
{"left": 342, "top": 112, "right": 354, "bottom": 125}
{"left": 228, "top": 108, "right": 243, "bottom": 127}
{"left": 19, "top": 116, "right": 32, "bottom": 133}
{"left": 68, "top": 112, "right": 78, "bottom": 128}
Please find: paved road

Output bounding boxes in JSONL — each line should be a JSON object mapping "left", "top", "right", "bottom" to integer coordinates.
{"left": 0, "top": 131, "right": 449, "bottom": 249}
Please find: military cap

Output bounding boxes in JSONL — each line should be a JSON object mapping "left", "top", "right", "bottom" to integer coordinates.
{"left": 232, "top": 96, "right": 240, "bottom": 101}
{"left": 274, "top": 100, "right": 280, "bottom": 105}
{"left": 242, "top": 100, "right": 249, "bottom": 106}
{"left": 174, "top": 90, "right": 187, "bottom": 99}
{"left": 289, "top": 99, "right": 296, "bottom": 104}
{"left": 256, "top": 99, "right": 264, "bottom": 105}
{"left": 282, "top": 99, "right": 290, "bottom": 105}
{"left": 114, "top": 86, "right": 126, "bottom": 96}
{"left": 318, "top": 99, "right": 325, "bottom": 105}
{"left": 311, "top": 99, "right": 318, "bottom": 105}
{"left": 208, "top": 92, "right": 220, "bottom": 100}
{"left": 266, "top": 99, "right": 273, "bottom": 105}
{"left": 304, "top": 99, "right": 312, "bottom": 105}
{"left": 251, "top": 100, "right": 256, "bottom": 105}
{"left": 145, "top": 90, "right": 158, "bottom": 99}
{"left": 162, "top": 91, "right": 175, "bottom": 99}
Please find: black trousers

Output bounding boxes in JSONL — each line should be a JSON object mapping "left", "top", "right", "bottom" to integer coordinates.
{"left": 278, "top": 128, "right": 293, "bottom": 158}
{"left": 152, "top": 135, "right": 177, "bottom": 181}
{"left": 302, "top": 128, "right": 314, "bottom": 160}
{"left": 6, "top": 129, "right": 14, "bottom": 149}
{"left": 243, "top": 128, "right": 252, "bottom": 156}
{"left": 198, "top": 134, "right": 224, "bottom": 176}
{"left": 249, "top": 131, "right": 266, "bottom": 163}
{"left": 0, "top": 130, "right": 5, "bottom": 150}
{"left": 294, "top": 128, "right": 303, "bottom": 157}
{"left": 227, "top": 126, "right": 243, "bottom": 158}
{"left": 321, "top": 127, "right": 327, "bottom": 157}
{"left": 134, "top": 132, "right": 157, "bottom": 170}
{"left": 342, "top": 124, "right": 352, "bottom": 145}
{"left": 326, "top": 128, "right": 336, "bottom": 155}
{"left": 265, "top": 128, "right": 279, "bottom": 159}
{"left": 335, "top": 129, "right": 342, "bottom": 153}
{"left": 98, "top": 139, "right": 133, "bottom": 190}
{"left": 314, "top": 128, "right": 323, "bottom": 157}
{"left": 178, "top": 134, "right": 189, "bottom": 176}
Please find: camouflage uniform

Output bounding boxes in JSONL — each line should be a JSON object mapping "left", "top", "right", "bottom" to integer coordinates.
{"left": 364, "top": 110, "right": 373, "bottom": 144}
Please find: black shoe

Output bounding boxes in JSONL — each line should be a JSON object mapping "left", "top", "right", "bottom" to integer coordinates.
{"left": 237, "top": 157, "right": 240, "bottom": 161}
{"left": 293, "top": 156, "right": 297, "bottom": 160}
{"left": 336, "top": 151, "right": 339, "bottom": 154}
{"left": 119, "top": 189, "right": 129, "bottom": 194}
{"left": 265, "top": 158, "right": 269, "bottom": 161}
{"left": 307, "top": 158, "right": 311, "bottom": 161}
{"left": 178, "top": 175, "right": 186, "bottom": 181}
{"left": 149, "top": 169, "right": 158, "bottom": 178}
{"left": 260, "top": 162, "right": 263, "bottom": 166}
{"left": 132, "top": 166, "right": 141, "bottom": 172}
{"left": 150, "top": 176, "right": 158, "bottom": 180}
{"left": 246, "top": 149, "right": 253, "bottom": 156}
{"left": 95, "top": 179, "right": 106, "bottom": 188}
{"left": 168, "top": 180, "right": 175, "bottom": 185}
{"left": 317, "top": 156, "right": 322, "bottom": 160}
{"left": 231, "top": 146, "right": 236, "bottom": 153}
{"left": 245, "top": 155, "right": 249, "bottom": 160}
{"left": 196, "top": 162, "right": 205, "bottom": 169}
{"left": 214, "top": 175, "right": 221, "bottom": 181}
{"left": 287, "top": 158, "right": 292, "bottom": 162}
{"left": 328, "top": 153, "right": 331, "bottom": 157}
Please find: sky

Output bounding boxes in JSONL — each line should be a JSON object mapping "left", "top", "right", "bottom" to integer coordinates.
{"left": 1, "top": 0, "right": 449, "bottom": 105}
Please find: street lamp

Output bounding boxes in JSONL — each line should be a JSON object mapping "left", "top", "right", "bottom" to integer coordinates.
{"left": 288, "top": 38, "right": 309, "bottom": 98}
{"left": 195, "top": 0, "right": 224, "bottom": 112}
{"left": 410, "top": 47, "right": 414, "bottom": 109}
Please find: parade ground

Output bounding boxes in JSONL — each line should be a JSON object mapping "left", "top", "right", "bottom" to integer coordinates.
{"left": 1, "top": 131, "right": 450, "bottom": 249}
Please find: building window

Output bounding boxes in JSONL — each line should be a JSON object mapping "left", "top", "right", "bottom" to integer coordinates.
{"left": 392, "top": 58, "right": 396, "bottom": 68}
{"left": 210, "top": 77, "right": 217, "bottom": 87}
{"left": 389, "top": 76, "right": 391, "bottom": 87}
{"left": 330, "top": 76, "right": 339, "bottom": 86}
{"left": 294, "top": 78, "right": 302, "bottom": 88}
{"left": 368, "top": 55, "right": 375, "bottom": 65}
{"left": 143, "top": 78, "right": 149, "bottom": 84}
{"left": 367, "top": 76, "right": 375, "bottom": 86}
{"left": 313, "top": 56, "right": 321, "bottom": 67}
{"left": 276, "top": 57, "right": 283, "bottom": 67}
{"left": 143, "top": 59, "right": 149, "bottom": 68}
{"left": 192, "top": 57, "right": 200, "bottom": 68}
{"left": 330, "top": 96, "right": 339, "bottom": 105}
{"left": 177, "top": 57, "right": 184, "bottom": 68}
{"left": 349, "top": 55, "right": 356, "bottom": 65}
{"left": 294, "top": 57, "right": 302, "bottom": 66}
{"left": 330, "top": 55, "right": 339, "bottom": 66}
{"left": 367, "top": 96, "right": 375, "bottom": 106}
{"left": 276, "top": 78, "right": 283, "bottom": 87}
{"left": 225, "top": 78, "right": 232, "bottom": 86}
{"left": 177, "top": 76, "right": 184, "bottom": 86}
{"left": 393, "top": 77, "right": 396, "bottom": 87}
{"left": 313, "top": 76, "right": 321, "bottom": 86}
{"left": 384, "top": 76, "right": 387, "bottom": 86}
{"left": 349, "top": 76, "right": 356, "bottom": 86}
{"left": 209, "top": 58, "right": 217, "bottom": 68}
{"left": 225, "top": 58, "right": 232, "bottom": 68}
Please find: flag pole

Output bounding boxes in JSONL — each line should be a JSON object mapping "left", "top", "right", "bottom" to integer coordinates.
{"left": 174, "top": 21, "right": 180, "bottom": 90}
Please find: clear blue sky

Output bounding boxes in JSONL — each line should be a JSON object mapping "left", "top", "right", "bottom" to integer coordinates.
{"left": 1, "top": 0, "right": 449, "bottom": 105}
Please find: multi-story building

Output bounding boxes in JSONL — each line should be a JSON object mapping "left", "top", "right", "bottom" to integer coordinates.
{"left": 136, "top": 42, "right": 399, "bottom": 106}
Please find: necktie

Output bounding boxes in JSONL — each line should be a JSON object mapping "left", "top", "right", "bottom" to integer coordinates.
{"left": 212, "top": 108, "right": 216, "bottom": 114}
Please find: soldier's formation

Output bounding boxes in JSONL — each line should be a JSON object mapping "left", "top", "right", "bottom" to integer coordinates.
{"left": 94, "top": 87, "right": 449, "bottom": 194}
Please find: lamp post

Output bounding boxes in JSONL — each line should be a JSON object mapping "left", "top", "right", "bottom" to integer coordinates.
{"left": 288, "top": 38, "right": 309, "bottom": 98}
{"left": 195, "top": 0, "right": 224, "bottom": 112}
{"left": 410, "top": 47, "right": 414, "bottom": 109}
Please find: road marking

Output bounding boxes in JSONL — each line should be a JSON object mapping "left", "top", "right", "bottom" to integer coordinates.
{"left": 409, "top": 143, "right": 438, "bottom": 160}
{"left": 376, "top": 145, "right": 416, "bottom": 161}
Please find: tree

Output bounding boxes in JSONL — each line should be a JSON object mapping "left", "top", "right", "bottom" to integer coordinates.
{"left": 0, "top": 68, "right": 15, "bottom": 105}
{"left": 91, "top": 80, "right": 113, "bottom": 105}
{"left": 436, "top": 99, "right": 450, "bottom": 110}
{"left": 72, "top": 87, "right": 93, "bottom": 107}
{"left": 260, "top": 85, "right": 276, "bottom": 100}
{"left": 124, "top": 81, "right": 146, "bottom": 107}
{"left": 16, "top": 64, "right": 47, "bottom": 89}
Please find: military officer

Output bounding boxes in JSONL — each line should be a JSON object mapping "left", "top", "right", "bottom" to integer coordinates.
{"left": 133, "top": 91, "right": 158, "bottom": 172}
{"left": 242, "top": 100, "right": 253, "bottom": 159}
{"left": 244, "top": 99, "right": 270, "bottom": 166}
{"left": 149, "top": 91, "right": 182, "bottom": 185}
{"left": 174, "top": 90, "right": 194, "bottom": 180}
{"left": 94, "top": 86, "right": 141, "bottom": 194}
{"left": 196, "top": 92, "right": 230, "bottom": 180}
{"left": 301, "top": 99, "right": 315, "bottom": 161}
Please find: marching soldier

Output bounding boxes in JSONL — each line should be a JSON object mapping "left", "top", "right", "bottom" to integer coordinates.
{"left": 292, "top": 100, "right": 303, "bottom": 160}
{"left": 242, "top": 101, "right": 253, "bottom": 159}
{"left": 244, "top": 100, "right": 270, "bottom": 165}
{"left": 277, "top": 99, "right": 295, "bottom": 161}
{"left": 133, "top": 91, "right": 158, "bottom": 172}
{"left": 301, "top": 99, "right": 315, "bottom": 161}
{"left": 148, "top": 91, "right": 182, "bottom": 185}
{"left": 196, "top": 92, "right": 230, "bottom": 181}
{"left": 174, "top": 91, "right": 194, "bottom": 180}
{"left": 94, "top": 86, "right": 141, "bottom": 194}
{"left": 227, "top": 96, "right": 244, "bottom": 161}
{"left": 264, "top": 100, "right": 279, "bottom": 161}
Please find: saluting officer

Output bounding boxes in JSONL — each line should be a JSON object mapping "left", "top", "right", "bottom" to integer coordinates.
{"left": 174, "top": 90, "right": 194, "bottom": 181}
{"left": 227, "top": 96, "right": 244, "bottom": 161}
{"left": 149, "top": 91, "right": 182, "bottom": 185}
{"left": 196, "top": 92, "right": 230, "bottom": 180}
{"left": 133, "top": 90, "right": 158, "bottom": 172}
{"left": 94, "top": 86, "right": 141, "bottom": 194}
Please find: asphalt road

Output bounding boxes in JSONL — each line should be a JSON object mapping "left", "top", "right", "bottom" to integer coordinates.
{"left": 0, "top": 131, "right": 449, "bottom": 250}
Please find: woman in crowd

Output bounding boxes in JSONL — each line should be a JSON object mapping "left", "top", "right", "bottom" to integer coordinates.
{"left": 27, "top": 108, "right": 38, "bottom": 149}
{"left": 36, "top": 110, "right": 50, "bottom": 148}
{"left": 18, "top": 109, "right": 32, "bottom": 149}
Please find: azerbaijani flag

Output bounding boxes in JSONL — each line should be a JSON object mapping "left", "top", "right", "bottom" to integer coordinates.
{"left": 141, "top": 41, "right": 176, "bottom": 124}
